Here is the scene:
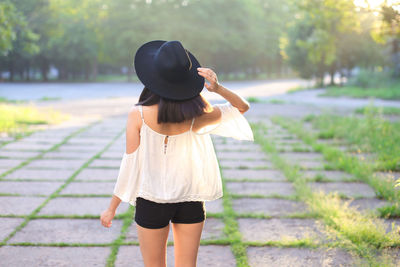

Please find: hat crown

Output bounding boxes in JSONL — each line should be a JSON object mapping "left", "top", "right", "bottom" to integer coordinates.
{"left": 154, "top": 41, "right": 192, "bottom": 82}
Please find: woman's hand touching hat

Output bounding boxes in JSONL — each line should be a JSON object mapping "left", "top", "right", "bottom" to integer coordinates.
{"left": 197, "top": 67, "right": 220, "bottom": 93}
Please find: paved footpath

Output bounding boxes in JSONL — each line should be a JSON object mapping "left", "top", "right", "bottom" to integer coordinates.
{"left": 0, "top": 98, "right": 399, "bottom": 266}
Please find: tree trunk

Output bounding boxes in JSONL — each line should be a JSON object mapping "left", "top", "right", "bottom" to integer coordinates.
{"left": 329, "top": 69, "right": 335, "bottom": 86}
{"left": 9, "top": 61, "right": 14, "bottom": 82}
{"left": 40, "top": 57, "right": 49, "bottom": 81}
{"left": 91, "top": 58, "right": 98, "bottom": 81}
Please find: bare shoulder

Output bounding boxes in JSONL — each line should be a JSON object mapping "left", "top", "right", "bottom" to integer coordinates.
{"left": 127, "top": 105, "right": 142, "bottom": 130}
{"left": 192, "top": 105, "right": 222, "bottom": 131}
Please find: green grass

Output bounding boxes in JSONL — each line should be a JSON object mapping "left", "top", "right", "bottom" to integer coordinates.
{"left": 267, "top": 99, "right": 285, "bottom": 104}
{"left": 0, "top": 103, "right": 70, "bottom": 137}
{"left": 319, "top": 69, "right": 400, "bottom": 100}
{"left": 0, "top": 97, "right": 27, "bottom": 104}
{"left": 302, "top": 106, "right": 400, "bottom": 171}
{"left": 252, "top": 122, "right": 400, "bottom": 266}
{"left": 38, "top": 96, "right": 62, "bottom": 101}
{"left": 355, "top": 106, "right": 400, "bottom": 115}
{"left": 245, "top": 97, "right": 264, "bottom": 103}
{"left": 320, "top": 86, "right": 400, "bottom": 100}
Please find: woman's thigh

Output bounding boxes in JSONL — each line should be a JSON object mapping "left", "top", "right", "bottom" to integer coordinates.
{"left": 171, "top": 201, "right": 206, "bottom": 267}
{"left": 134, "top": 197, "right": 177, "bottom": 267}
{"left": 171, "top": 221, "right": 205, "bottom": 267}
{"left": 136, "top": 223, "right": 170, "bottom": 267}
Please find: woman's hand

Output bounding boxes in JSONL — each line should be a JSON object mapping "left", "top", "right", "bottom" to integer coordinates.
{"left": 100, "top": 208, "right": 115, "bottom": 228}
{"left": 197, "top": 67, "right": 220, "bottom": 93}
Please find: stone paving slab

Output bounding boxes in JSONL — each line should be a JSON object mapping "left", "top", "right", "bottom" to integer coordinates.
{"left": 1, "top": 142, "right": 54, "bottom": 151}
{"left": 89, "top": 159, "right": 121, "bottom": 168}
{"left": 232, "top": 198, "right": 308, "bottom": 216}
{"left": 274, "top": 139, "right": 304, "bottom": 145}
{"left": 0, "top": 158, "right": 24, "bottom": 168}
{"left": 309, "top": 182, "right": 376, "bottom": 198}
{"left": 114, "top": 245, "right": 236, "bottom": 267}
{"left": 247, "top": 247, "right": 355, "bottom": 267}
{"left": 347, "top": 198, "right": 389, "bottom": 212}
{"left": 60, "top": 182, "right": 115, "bottom": 195}
{"left": 0, "top": 217, "right": 25, "bottom": 240}
{"left": 299, "top": 170, "right": 355, "bottom": 181}
{"left": 0, "top": 150, "right": 41, "bottom": 159}
{"left": 53, "top": 145, "right": 103, "bottom": 152}
{"left": 0, "top": 246, "right": 110, "bottom": 267}
{"left": 0, "top": 181, "right": 64, "bottom": 196}
{"left": 37, "top": 197, "right": 130, "bottom": 216}
{"left": 17, "top": 136, "right": 65, "bottom": 143}
{"left": 279, "top": 152, "right": 324, "bottom": 161}
{"left": 275, "top": 144, "right": 314, "bottom": 152}
{"left": 7, "top": 218, "right": 123, "bottom": 244}
{"left": 106, "top": 144, "right": 126, "bottom": 152}
{"left": 100, "top": 150, "right": 125, "bottom": 159}
{"left": 222, "top": 169, "right": 286, "bottom": 181}
{"left": 0, "top": 196, "right": 46, "bottom": 215}
{"left": 127, "top": 218, "right": 226, "bottom": 242}
{"left": 226, "top": 182, "right": 295, "bottom": 196}
{"left": 4, "top": 168, "right": 75, "bottom": 180}
{"left": 66, "top": 138, "right": 111, "bottom": 145}
{"left": 293, "top": 160, "right": 327, "bottom": 170}
{"left": 215, "top": 151, "right": 269, "bottom": 160}
{"left": 42, "top": 151, "right": 95, "bottom": 159}
{"left": 24, "top": 159, "right": 87, "bottom": 169}
{"left": 205, "top": 199, "right": 224, "bottom": 214}
{"left": 211, "top": 137, "right": 254, "bottom": 144}
{"left": 219, "top": 159, "right": 273, "bottom": 169}
{"left": 74, "top": 168, "right": 119, "bottom": 181}
{"left": 213, "top": 143, "right": 262, "bottom": 152}
{"left": 238, "top": 218, "right": 325, "bottom": 242}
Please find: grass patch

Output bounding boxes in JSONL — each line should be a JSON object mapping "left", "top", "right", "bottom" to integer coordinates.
{"left": 267, "top": 99, "right": 285, "bottom": 104}
{"left": 319, "top": 86, "right": 400, "bottom": 100}
{"left": 319, "top": 69, "right": 400, "bottom": 100}
{"left": 38, "top": 96, "right": 62, "bottom": 101}
{"left": 355, "top": 106, "right": 400, "bottom": 116}
{"left": 246, "top": 96, "right": 264, "bottom": 103}
{"left": 301, "top": 105, "right": 400, "bottom": 171}
{"left": 0, "top": 103, "right": 70, "bottom": 137}
{"left": 252, "top": 121, "right": 400, "bottom": 266}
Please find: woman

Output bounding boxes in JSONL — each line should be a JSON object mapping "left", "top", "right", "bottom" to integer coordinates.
{"left": 100, "top": 40, "right": 253, "bottom": 267}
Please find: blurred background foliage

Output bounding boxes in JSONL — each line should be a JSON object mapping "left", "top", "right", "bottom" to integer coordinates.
{"left": 0, "top": 0, "right": 399, "bottom": 84}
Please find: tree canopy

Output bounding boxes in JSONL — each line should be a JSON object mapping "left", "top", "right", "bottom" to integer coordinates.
{"left": 0, "top": 0, "right": 398, "bottom": 83}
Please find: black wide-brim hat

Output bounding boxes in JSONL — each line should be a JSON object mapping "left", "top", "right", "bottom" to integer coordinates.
{"left": 134, "top": 40, "right": 205, "bottom": 101}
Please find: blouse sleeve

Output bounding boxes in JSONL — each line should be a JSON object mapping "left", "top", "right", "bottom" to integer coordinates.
{"left": 196, "top": 102, "right": 254, "bottom": 141}
{"left": 113, "top": 151, "right": 141, "bottom": 205}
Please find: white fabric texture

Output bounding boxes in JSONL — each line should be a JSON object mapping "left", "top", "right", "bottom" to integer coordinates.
{"left": 113, "top": 102, "right": 254, "bottom": 206}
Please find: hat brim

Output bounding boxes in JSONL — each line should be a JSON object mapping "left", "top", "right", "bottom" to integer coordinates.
{"left": 134, "top": 40, "right": 205, "bottom": 100}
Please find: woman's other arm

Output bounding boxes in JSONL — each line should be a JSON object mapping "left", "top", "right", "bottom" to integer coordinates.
{"left": 100, "top": 107, "right": 141, "bottom": 227}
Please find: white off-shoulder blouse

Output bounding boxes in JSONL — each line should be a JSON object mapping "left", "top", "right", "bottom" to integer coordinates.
{"left": 113, "top": 102, "right": 254, "bottom": 206}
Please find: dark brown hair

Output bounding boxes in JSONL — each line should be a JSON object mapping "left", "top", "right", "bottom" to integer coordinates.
{"left": 135, "top": 87, "right": 212, "bottom": 124}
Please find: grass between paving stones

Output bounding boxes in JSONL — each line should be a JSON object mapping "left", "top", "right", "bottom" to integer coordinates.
{"left": 251, "top": 122, "right": 400, "bottom": 267}
{"left": 0, "top": 120, "right": 121, "bottom": 245}
{"left": 0, "top": 121, "right": 101, "bottom": 181}
{"left": 218, "top": 162, "right": 250, "bottom": 266}
{"left": 273, "top": 115, "right": 400, "bottom": 218}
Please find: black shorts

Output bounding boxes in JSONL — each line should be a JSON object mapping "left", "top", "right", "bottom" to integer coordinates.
{"left": 134, "top": 197, "right": 206, "bottom": 229}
